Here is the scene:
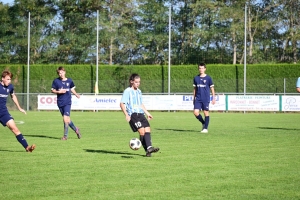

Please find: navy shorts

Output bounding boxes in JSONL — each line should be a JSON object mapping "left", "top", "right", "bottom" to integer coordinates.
{"left": 0, "top": 111, "right": 13, "bottom": 126}
{"left": 129, "top": 113, "right": 150, "bottom": 132}
{"left": 59, "top": 105, "right": 71, "bottom": 116}
{"left": 194, "top": 101, "right": 210, "bottom": 111}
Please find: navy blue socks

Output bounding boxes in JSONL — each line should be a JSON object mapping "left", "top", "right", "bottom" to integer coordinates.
{"left": 16, "top": 134, "right": 28, "bottom": 149}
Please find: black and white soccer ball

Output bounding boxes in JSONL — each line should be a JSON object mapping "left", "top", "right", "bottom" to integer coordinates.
{"left": 129, "top": 138, "right": 142, "bottom": 150}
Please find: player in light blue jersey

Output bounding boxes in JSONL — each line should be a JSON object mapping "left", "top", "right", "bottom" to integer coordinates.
{"left": 51, "top": 66, "right": 81, "bottom": 140}
{"left": 193, "top": 63, "right": 215, "bottom": 133}
{"left": 120, "top": 73, "right": 159, "bottom": 157}
{"left": 296, "top": 77, "right": 300, "bottom": 93}
{"left": 0, "top": 70, "right": 35, "bottom": 152}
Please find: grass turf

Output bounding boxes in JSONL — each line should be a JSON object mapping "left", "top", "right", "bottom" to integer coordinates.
{"left": 0, "top": 111, "right": 299, "bottom": 200}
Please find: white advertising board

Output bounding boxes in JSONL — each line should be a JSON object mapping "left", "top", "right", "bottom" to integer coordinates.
{"left": 38, "top": 94, "right": 226, "bottom": 111}
{"left": 281, "top": 96, "right": 300, "bottom": 111}
{"left": 227, "top": 95, "right": 279, "bottom": 111}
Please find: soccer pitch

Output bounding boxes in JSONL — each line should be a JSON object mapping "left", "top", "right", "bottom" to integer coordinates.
{"left": 0, "top": 111, "right": 299, "bottom": 200}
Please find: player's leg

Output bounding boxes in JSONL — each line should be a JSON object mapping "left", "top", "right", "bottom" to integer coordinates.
{"left": 60, "top": 106, "right": 70, "bottom": 140}
{"left": 138, "top": 115, "right": 159, "bottom": 156}
{"left": 201, "top": 103, "right": 210, "bottom": 133}
{"left": 64, "top": 105, "right": 81, "bottom": 138}
{"left": 194, "top": 102, "right": 205, "bottom": 130}
{"left": 6, "top": 119, "right": 35, "bottom": 152}
{"left": 130, "top": 114, "right": 147, "bottom": 151}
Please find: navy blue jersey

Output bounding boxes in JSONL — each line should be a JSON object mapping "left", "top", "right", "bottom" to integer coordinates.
{"left": 51, "top": 78, "right": 75, "bottom": 107}
{"left": 193, "top": 75, "right": 214, "bottom": 103}
{"left": 0, "top": 82, "right": 13, "bottom": 112}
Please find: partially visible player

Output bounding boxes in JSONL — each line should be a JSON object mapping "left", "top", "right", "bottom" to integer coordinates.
{"left": 120, "top": 73, "right": 160, "bottom": 157}
{"left": 193, "top": 63, "right": 216, "bottom": 133}
{"left": 51, "top": 66, "right": 81, "bottom": 140}
{"left": 296, "top": 77, "right": 300, "bottom": 93}
{"left": 0, "top": 70, "right": 35, "bottom": 152}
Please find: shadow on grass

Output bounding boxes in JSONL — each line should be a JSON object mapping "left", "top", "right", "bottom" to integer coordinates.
{"left": 258, "top": 127, "right": 300, "bottom": 131}
{"left": 0, "top": 149, "right": 25, "bottom": 153}
{"left": 23, "top": 134, "right": 61, "bottom": 140}
{"left": 155, "top": 128, "right": 197, "bottom": 132}
{"left": 84, "top": 149, "right": 144, "bottom": 157}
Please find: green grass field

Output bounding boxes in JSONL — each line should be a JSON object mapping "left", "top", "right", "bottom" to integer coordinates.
{"left": 0, "top": 111, "right": 299, "bottom": 200}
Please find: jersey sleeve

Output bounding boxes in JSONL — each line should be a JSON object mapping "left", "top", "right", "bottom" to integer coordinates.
{"left": 51, "top": 79, "right": 57, "bottom": 90}
{"left": 297, "top": 77, "right": 300, "bottom": 88}
{"left": 120, "top": 88, "right": 130, "bottom": 104}
{"left": 69, "top": 78, "right": 75, "bottom": 89}
{"left": 209, "top": 76, "right": 214, "bottom": 87}
{"left": 10, "top": 84, "right": 14, "bottom": 95}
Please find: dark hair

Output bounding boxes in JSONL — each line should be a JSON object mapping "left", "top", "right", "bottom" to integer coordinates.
{"left": 56, "top": 66, "right": 66, "bottom": 74}
{"left": 129, "top": 73, "right": 140, "bottom": 85}
{"left": 198, "top": 63, "right": 206, "bottom": 68}
{"left": 2, "top": 70, "right": 13, "bottom": 78}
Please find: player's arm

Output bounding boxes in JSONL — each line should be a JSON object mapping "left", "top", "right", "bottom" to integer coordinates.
{"left": 10, "top": 93, "right": 26, "bottom": 114}
{"left": 71, "top": 87, "right": 80, "bottom": 98}
{"left": 141, "top": 104, "right": 152, "bottom": 120}
{"left": 120, "top": 103, "right": 131, "bottom": 122}
{"left": 210, "top": 86, "right": 216, "bottom": 105}
{"left": 51, "top": 88, "right": 66, "bottom": 94}
{"left": 297, "top": 87, "right": 300, "bottom": 93}
{"left": 193, "top": 86, "right": 196, "bottom": 105}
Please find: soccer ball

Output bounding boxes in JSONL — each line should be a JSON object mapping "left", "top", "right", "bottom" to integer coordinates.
{"left": 129, "top": 138, "right": 142, "bottom": 150}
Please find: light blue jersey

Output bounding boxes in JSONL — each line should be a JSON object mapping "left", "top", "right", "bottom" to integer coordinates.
{"left": 120, "top": 87, "right": 144, "bottom": 116}
{"left": 297, "top": 77, "right": 300, "bottom": 88}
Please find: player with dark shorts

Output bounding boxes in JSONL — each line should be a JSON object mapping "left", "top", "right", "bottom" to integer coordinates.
{"left": 193, "top": 63, "right": 216, "bottom": 133}
{"left": 51, "top": 66, "right": 81, "bottom": 140}
{"left": 0, "top": 70, "right": 35, "bottom": 152}
{"left": 120, "top": 73, "right": 159, "bottom": 157}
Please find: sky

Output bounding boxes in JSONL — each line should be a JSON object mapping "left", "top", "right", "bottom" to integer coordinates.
{"left": 1, "top": 0, "right": 13, "bottom": 5}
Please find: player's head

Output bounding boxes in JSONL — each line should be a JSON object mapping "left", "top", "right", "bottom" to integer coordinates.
{"left": 56, "top": 66, "right": 66, "bottom": 79}
{"left": 129, "top": 73, "right": 140, "bottom": 89}
{"left": 198, "top": 63, "right": 206, "bottom": 74}
{"left": 1, "top": 70, "right": 13, "bottom": 86}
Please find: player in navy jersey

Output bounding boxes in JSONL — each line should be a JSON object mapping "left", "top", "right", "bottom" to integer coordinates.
{"left": 0, "top": 70, "right": 35, "bottom": 152}
{"left": 51, "top": 66, "right": 81, "bottom": 140}
{"left": 120, "top": 73, "right": 159, "bottom": 157}
{"left": 193, "top": 63, "right": 216, "bottom": 133}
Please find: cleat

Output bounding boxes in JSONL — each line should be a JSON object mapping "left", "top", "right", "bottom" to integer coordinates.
{"left": 146, "top": 146, "right": 159, "bottom": 157}
{"left": 201, "top": 129, "right": 208, "bottom": 133}
{"left": 26, "top": 144, "right": 36, "bottom": 152}
{"left": 75, "top": 127, "right": 81, "bottom": 139}
{"left": 61, "top": 137, "right": 68, "bottom": 140}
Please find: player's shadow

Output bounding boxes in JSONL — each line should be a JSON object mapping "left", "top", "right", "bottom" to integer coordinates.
{"left": 84, "top": 149, "right": 144, "bottom": 157}
{"left": 23, "top": 134, "right": 61, "bottom": 140}
{"left": 155, "top": 128, "right": 197, "bottom": 132}
{"left": 0, "top": 149, "right": 24, "bottom": 153}
{"left": 258, "top": 127, "right": 300, "bottom": 131}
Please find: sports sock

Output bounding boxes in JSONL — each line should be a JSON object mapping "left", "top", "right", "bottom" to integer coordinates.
{"left": 204, "top": 116, "right": 210, "bottom": 129}
{"left": 64, "top": 123, "right": 69, "bottom": 137}
{"left": 196, "top": 114, "right": 205, "bottom": 124}
{"left": 69, "top": 121, "right": 76, "bottom": 132}
{"left": 139, "top": 135, "right": 147, "bottom": 151}
{"left": 144, "top": 132, "right": 152, "bottom": 148}
{"left": 16, "top": 134, "right": 29, "bottom": 149}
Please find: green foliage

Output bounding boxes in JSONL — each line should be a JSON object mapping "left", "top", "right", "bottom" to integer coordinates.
{"left": 0, "top": 1, "right": 299, "bottom": 65}
{"left": 0, "top": 111, "right": 300, "bottom": 199}
{"left": 0, "top": 64, "right": 299, "bottom": 94}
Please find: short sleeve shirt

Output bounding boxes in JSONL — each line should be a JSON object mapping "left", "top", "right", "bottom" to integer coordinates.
{"left": 51, "top": 78, "right": 75, "bottom": 107}
{"left": 297, "top": 77, "right": 300, "bottom": 88}
{"left": 193, "top": 74, "right": 214, "bottom": 103}
{"left": 0, "top": 83, "right": 13, "bottom": 112}
{"left": 120, "top": 87, "right": 144, "bottom": 116}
